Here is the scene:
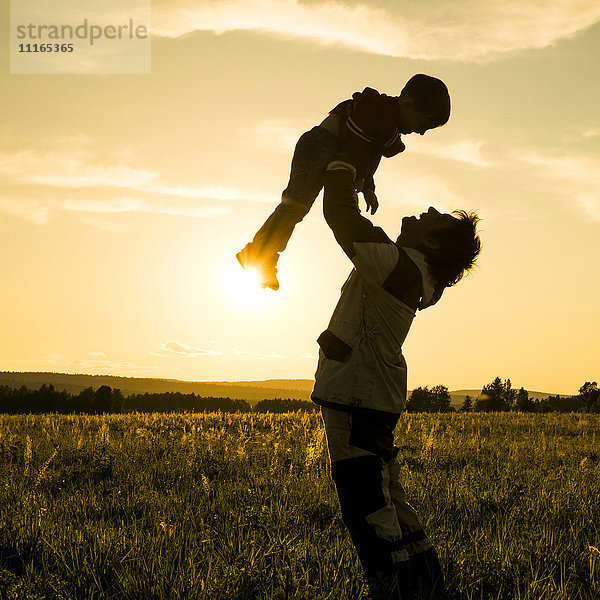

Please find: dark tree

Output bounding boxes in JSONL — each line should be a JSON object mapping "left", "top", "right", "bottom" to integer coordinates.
{"left": 111, "top": 388, "right": 124, "bottom": 413}
{"left": 406, "top": 386, "right": 451, "bottom": 412}
{"left": 460, "top": 395, "right": 473, "bottom": 412}
{"left": 430, "top": 385, "right": 452, "bottom": 412}
{"left": 477, "top": 377, "right": 516, "bottom": 411}
{"left": 406, "top": 387, "right": 432, "bottom": 412}
{"left": 579, "top": 381, "right": 599, "bottom": 413}
{"left": 94, "top": 385, "right": 113, "bottom": 414}
{"left": 516, "top": 387, "right": 533, "bottom": 412}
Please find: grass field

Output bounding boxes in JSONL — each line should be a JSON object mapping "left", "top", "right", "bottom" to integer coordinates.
{"left": 1, "top": 411, "right": 599, "bottom": 599}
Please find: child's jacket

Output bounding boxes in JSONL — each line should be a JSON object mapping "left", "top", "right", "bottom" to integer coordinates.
{"left": 329, "top": 87, "right": 406, "bottom": 191}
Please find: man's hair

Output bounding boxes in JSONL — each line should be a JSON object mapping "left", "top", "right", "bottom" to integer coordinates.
{"left": 424, "top": 210, "right": 481, "bottom": 287}
{"left": 401, "top": 74, "right": 451, "bottom": 128}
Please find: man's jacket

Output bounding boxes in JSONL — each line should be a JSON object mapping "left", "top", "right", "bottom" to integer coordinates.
{"left": 311, "top": 165, "right": 439, "bottom": 417}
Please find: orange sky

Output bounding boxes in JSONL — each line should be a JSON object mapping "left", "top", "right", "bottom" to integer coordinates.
{"left": 2, "top": 1, "right": 599, "bottom": 394}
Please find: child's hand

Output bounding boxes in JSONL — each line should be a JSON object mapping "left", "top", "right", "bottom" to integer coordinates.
{"left": 363, "top": 188, "right": 379, "bottom": 215}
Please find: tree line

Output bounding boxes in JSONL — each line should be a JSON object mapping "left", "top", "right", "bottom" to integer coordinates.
{"left": 1, "top": 379, "right": 598, "bottom": 415}
{"left": 0, "top": 385, "right": 318, "bottom": 415}
{"left": 406, "top": 378, "right": 600, "bottom": 413}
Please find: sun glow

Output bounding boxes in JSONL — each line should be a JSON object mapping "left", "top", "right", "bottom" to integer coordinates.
{"left": 221, "top": 256, "right": 279, "bottom": 314}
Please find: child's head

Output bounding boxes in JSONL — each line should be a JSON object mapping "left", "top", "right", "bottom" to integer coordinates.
{"left": 397, "top": 207, "right": 481, "bottom": 287}
{"left": 399, "top": 74, "right": 451, "bottom": 133}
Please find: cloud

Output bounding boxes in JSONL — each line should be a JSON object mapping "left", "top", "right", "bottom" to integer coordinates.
{"left": 0, "top": 148, "right": 269, "bottom": 203}
{"left": 563, "top": 127, "right": 600, "bottom": 143}
{"left": 379, "top": 173, "right": 462, "bottom": 213}
{"left": 151, "top": 0, "right": 600, "bottom": 61}
{"left": 0, "top": 144, "right": 279, "bottom": 223}
{"left": 7, "top": 353, "right": 159, "bottom": 375}
{"left": 256, "top": 351, "right": 283, "bottom": 359}
{"left": 160, "top": 340, "right": 221, "bottom": 357}
{"left": 0, "top": 197, "right": 50, "bottom": 225}
{"left": 79, "top": 216, "right": 130, "bottom": 232}
{"left": 582, "top": 128, "right": 600, "bottom": 139}
{"left": 61, "top": 196, "right": 231, "bottom": 218}
{"left": 0, "top": 149, "right": 154, "bottom": 188}
{"left": 519, "top": 151, "right": 600, "bottom": 220}
{"left": 247, "top": 119, "right": 309, "bottom": 152}
{"left": 409, "top": 138, "right": 493, "bottom": 167}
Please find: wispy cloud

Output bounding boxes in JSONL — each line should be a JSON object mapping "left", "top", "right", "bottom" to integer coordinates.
{"left": 409, "top": 138, "right": 493, "bottom": 167}
{"left": 379, "top": 173, "right": 462, "bottom": 214}
{"left": 0, "top": 197, "right": 50, "bottom": 225}
{"left": 6, "top": 353, "right": 159, "bottom": 375}
{"left": 563, "top": 127, "right": 600, "bottom": 143}
{"left": 0, "top": 148, "right": 270, "bottom": 203}
{"left": 0, "top": 149, "right": 154, "bottom": 188}
{"left": 0, "top": 145, "right": 280, "bottom": 224}
{"left": 582, "top": 128, "right": 600, "bottom": 139}
{"left": 79, "top": 216, "right": 130, "bottom": 232}
{"left": 256, "top": 351, "right": 283, "bottom": 359}
{"left": 159, "top": 340, "right": 221, "bottom": 358}
{"left": 519, "top": 151, "right": 600, "bottom": 220}
{"left": 61, "top": 196, "right": 230, "bottom": 219}
{"left": 247, "top": 119, "right": 309, "bottom": 152}
{"left": 151, "top": 0, "right": 600, "bottom": 61}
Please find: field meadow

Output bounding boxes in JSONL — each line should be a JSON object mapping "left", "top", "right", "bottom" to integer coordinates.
{"left": 1, "top": 411, "right": 599, "bottom": 600}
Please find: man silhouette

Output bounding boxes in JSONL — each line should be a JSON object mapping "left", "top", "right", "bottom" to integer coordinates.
{"left": 311, "top": 160, "right": 481, "bottom": 599}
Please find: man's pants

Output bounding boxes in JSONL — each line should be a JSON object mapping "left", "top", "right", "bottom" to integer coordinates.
{"left": 321, "top": 406, "right": 445, "bottom": 599}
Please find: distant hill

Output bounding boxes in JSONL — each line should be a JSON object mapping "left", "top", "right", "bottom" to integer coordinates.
{"left": 0, "top": 372, "right": 314, "bottom": 405}
{"left": 0, "top": 373, "right": 563, "bottom": 408}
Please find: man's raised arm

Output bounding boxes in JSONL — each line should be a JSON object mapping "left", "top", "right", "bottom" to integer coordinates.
{"left": 322, "top": 162, "right": 392, "bottom": 259}
{"left": 323, "top": 162, "right": 423, "bottom": 306}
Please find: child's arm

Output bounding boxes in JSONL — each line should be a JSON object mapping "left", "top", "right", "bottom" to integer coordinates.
{"left": 362, "top": 177, "right": 378, "bottom": 215}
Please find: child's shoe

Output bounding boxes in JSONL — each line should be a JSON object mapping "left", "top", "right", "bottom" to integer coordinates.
{"left": 260, "top": 254, "right": 280, "bottom": 291}
{"left": 236, "top": 243, "right": 280, "bottom": 291}
{"left": 236, "top": 242, "right": 256, "bottom": 271}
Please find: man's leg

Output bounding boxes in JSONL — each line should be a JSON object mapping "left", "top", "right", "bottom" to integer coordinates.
{"left": 387, "top": 459, "right": 446, "bottom": 599}
{"left": 321, "top": 407, "right": 411, "bottom": 600}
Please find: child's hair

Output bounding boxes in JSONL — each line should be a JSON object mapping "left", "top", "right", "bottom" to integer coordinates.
{"left": 401, "top": 74, "right": 451, "bottom": 128}
{"left": 424, "top": 210, "right": 481, "bottom": 287}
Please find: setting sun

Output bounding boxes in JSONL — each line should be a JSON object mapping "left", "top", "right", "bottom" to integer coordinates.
{"left": 221, "top": 256, "right": 279, "bottom": 315}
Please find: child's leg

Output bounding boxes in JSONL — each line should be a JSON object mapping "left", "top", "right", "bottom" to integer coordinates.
{"left": 251, "top": 126, "right": 338, "bottom": 255}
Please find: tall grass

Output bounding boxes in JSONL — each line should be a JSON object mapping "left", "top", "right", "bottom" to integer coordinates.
{"left": 0, "top": 412, "right": 598, "bottom": 599}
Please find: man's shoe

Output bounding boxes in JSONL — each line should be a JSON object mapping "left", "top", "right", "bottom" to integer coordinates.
{"left": 407, "top": 548, "right": 447, "bottom": 599}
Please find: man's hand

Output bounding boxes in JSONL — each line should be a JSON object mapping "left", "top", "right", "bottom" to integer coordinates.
{"left": 363, "top": 188, "right": 379, "bottom": 215}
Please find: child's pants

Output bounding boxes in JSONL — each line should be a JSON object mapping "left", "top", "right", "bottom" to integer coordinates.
{"left": 251, "top": 126, "right": 338, "bottom": 254}
{"left": 320, "top": 406, "right": 443, "bottom": 599}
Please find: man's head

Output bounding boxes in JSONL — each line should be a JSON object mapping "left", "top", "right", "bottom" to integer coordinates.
{"left": 398, "top": 74, "right": 451, "bottom": 135}
{"left": 397, "top": 207, "right": 481, "bottom": 287}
